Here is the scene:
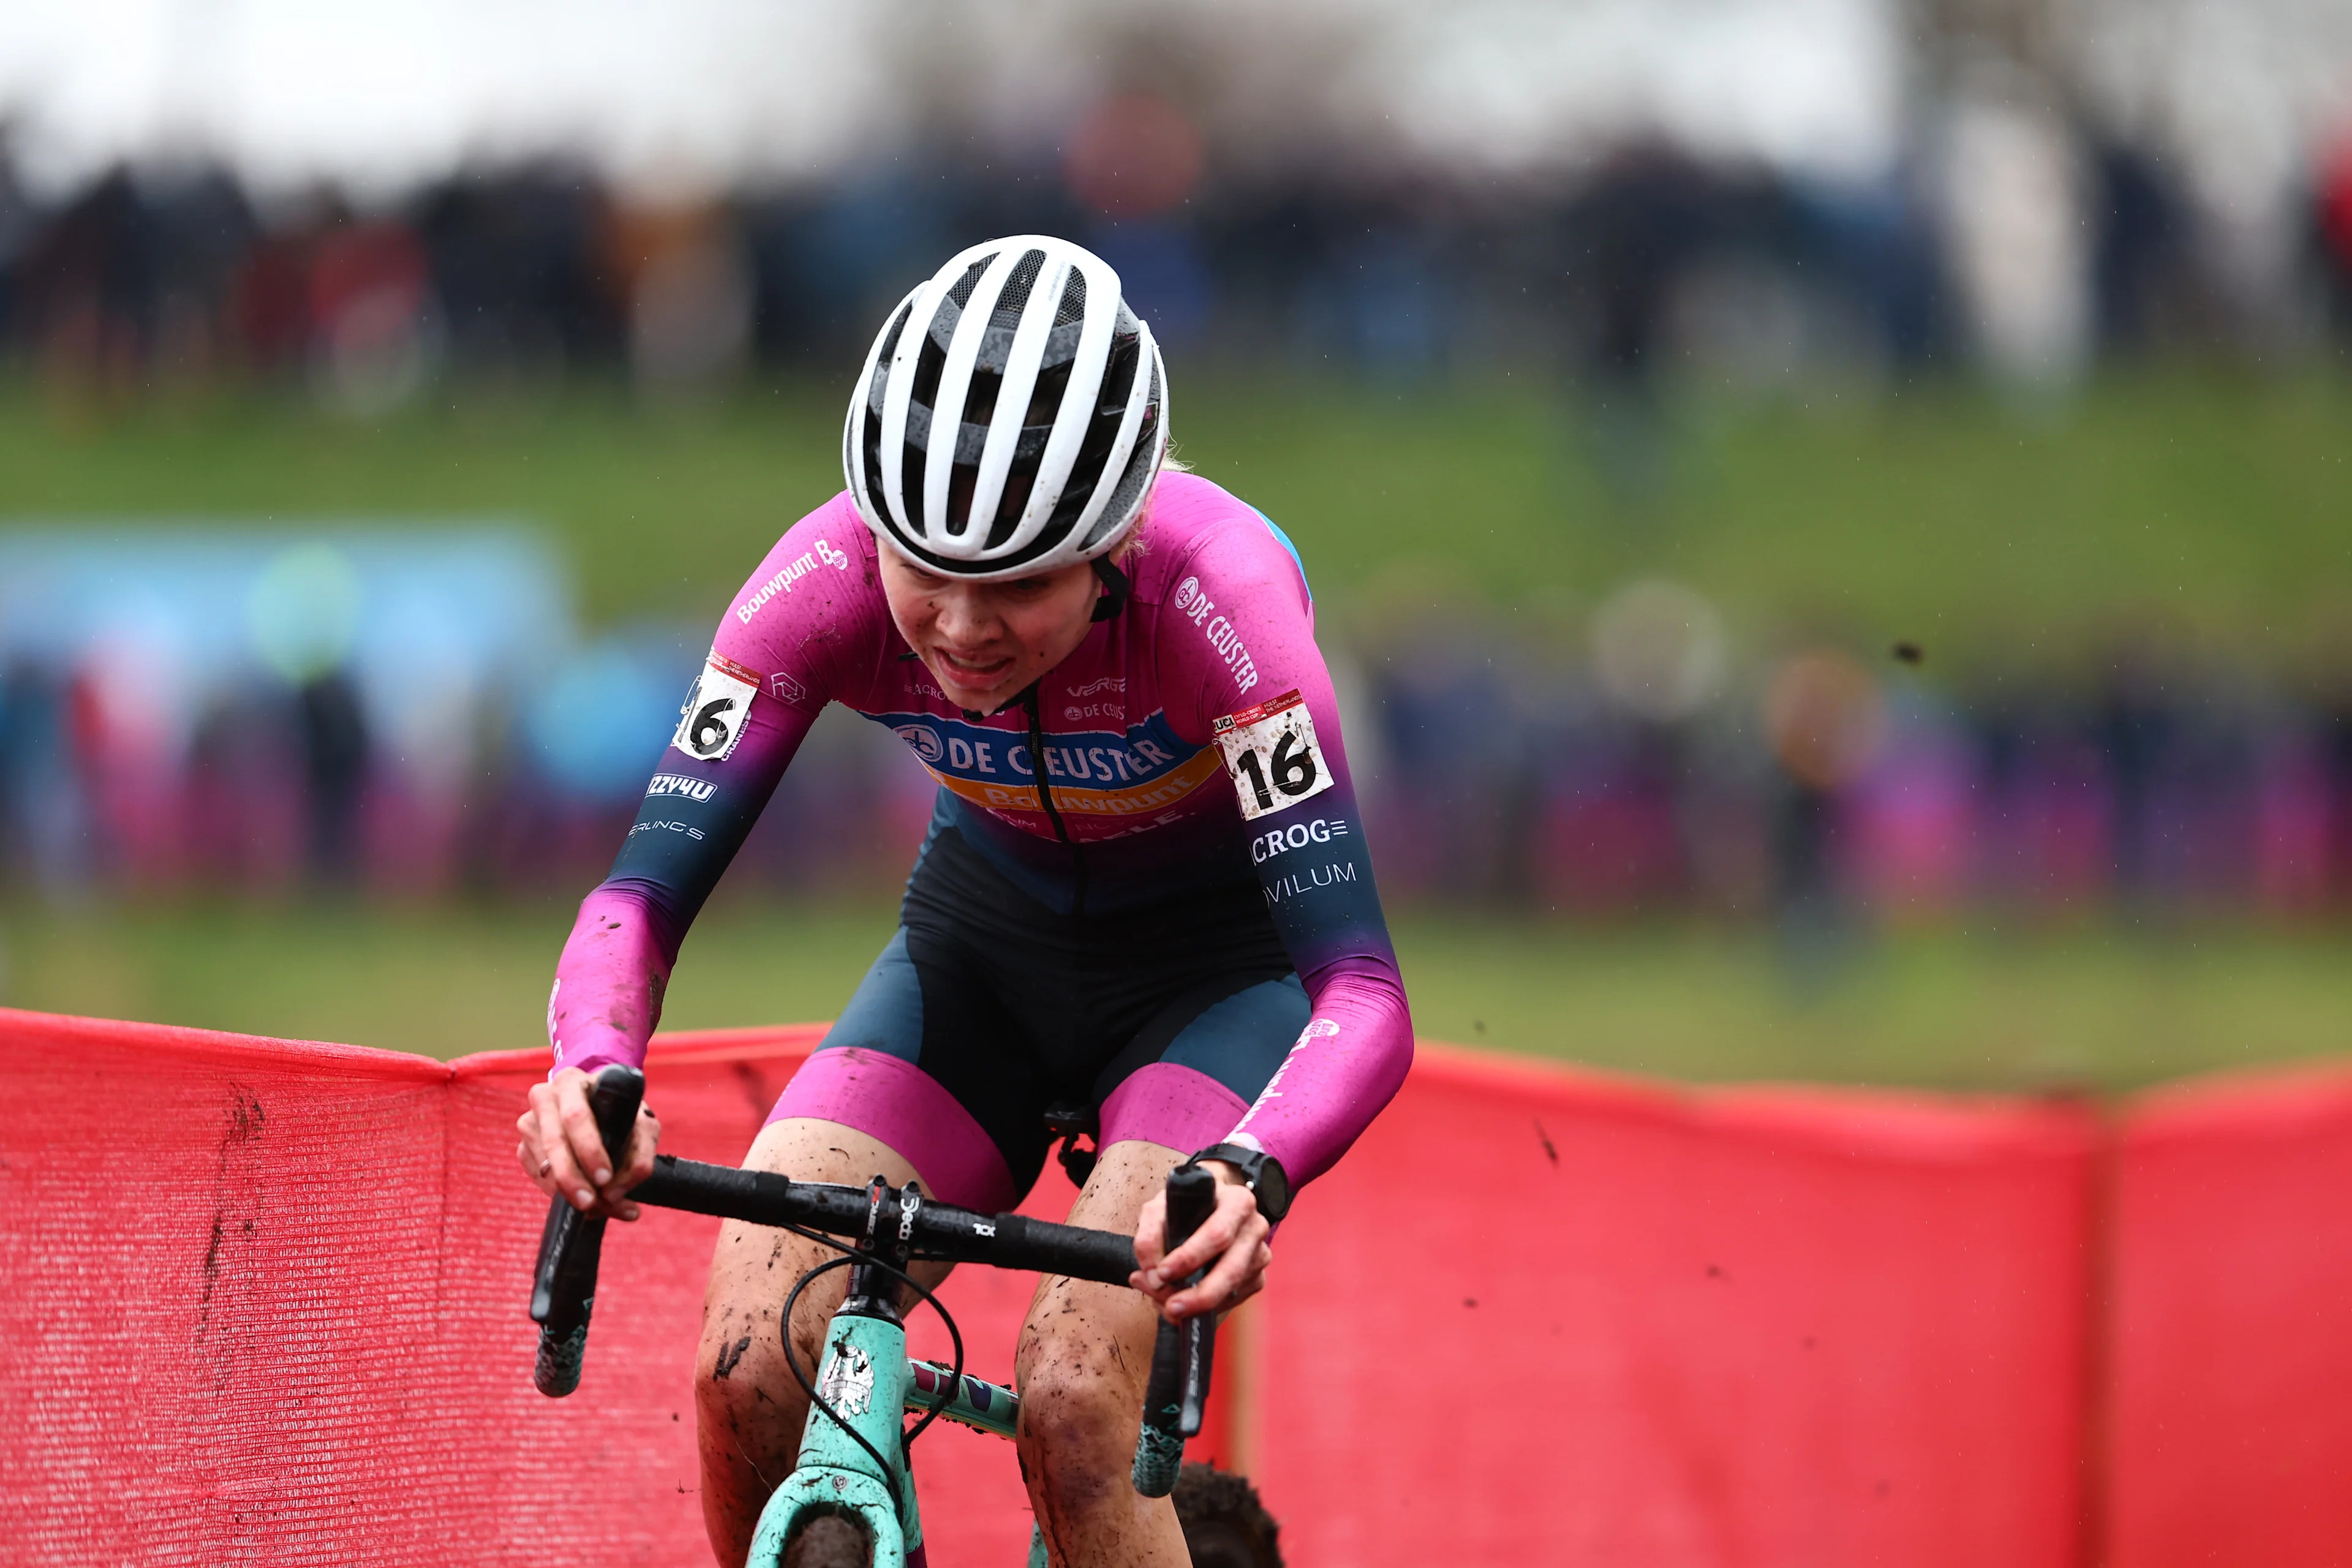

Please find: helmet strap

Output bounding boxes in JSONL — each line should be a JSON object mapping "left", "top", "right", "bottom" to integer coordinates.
{"left": 1088, "top": 554, "right": 1131, "bottom": 623}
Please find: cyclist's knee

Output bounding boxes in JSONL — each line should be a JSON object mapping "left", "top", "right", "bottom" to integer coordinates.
{"left": 696, "top": 1280, "right": 818, "bottom": 1439}
{"left": 1018, "top": 1311, "right": 1147, "bottom": 1474}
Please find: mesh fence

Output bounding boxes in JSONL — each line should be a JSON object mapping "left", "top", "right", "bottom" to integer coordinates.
{"left": 8, "top": 1007, "right": 2347, "bottom": 1565}
{"left": 0, "top": 1013, "right": 1080, "bottom": 1567}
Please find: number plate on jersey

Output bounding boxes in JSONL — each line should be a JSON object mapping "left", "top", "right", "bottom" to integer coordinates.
{"left": 1213, "top": 688, "right": 1335, "bottom": 821}
{"left": 674, "top": 649, "right": 761, "bottom": 763}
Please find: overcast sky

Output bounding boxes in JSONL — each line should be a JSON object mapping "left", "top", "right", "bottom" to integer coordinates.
{"left": 0, "top": 0, "right": 1905, "bottom": 194}
{"left": 0, "top": 0, "right": 2340, "bottom": 199}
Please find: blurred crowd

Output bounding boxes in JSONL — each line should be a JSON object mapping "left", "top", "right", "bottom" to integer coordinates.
{"left": 4, "top": 24, "right": 2351, "bottom": 923}
{"left": 0, "top": 532, "right": 925, "bottom": 902}
{"left": 2, "top": 93, "right": 2351, "bottom": 415}
{"left": 1366, "top": 592, "right": 2352, "bottom": 926}
{"left": 2, "top": 540, "right": 2349, "bottom": 925}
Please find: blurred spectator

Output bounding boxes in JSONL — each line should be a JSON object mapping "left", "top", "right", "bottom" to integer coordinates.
{"left": 1938, "top": 94, "right": 2092, "bottom": 388}
{"left": 17, "top": 167, "right": 156, "bottom": 401}
{"left": 2090, "top": 137, "right": 2187, "bottom": 356}
{"left": 0, "top": 659, "right": 86, "bottom": 895}
{"left": 415, "top": 167, "right": 623, "bottom": 378}
{"left": 1764, "top": 649, "right": 1885, "bottom": 966}
{"left": 2318, "top": 132, "right": 2352, "bottom": 344}
{"left": 1562, "top": 148, "right": 1715, "bottom": 505}
{"left": 297, "top": 669, "right": 370, "bottom": 884}
{"left": 614, "top": 198, "right": 752, "bottom": 391}
{"left": 309, "top": 219, "right": 435, "bottom": 414}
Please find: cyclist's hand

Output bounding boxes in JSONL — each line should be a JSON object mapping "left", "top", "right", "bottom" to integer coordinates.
{"left": 1130, "top": 1162, "right": 1270, "bottom": 1323}
{"left": 514, "top": 1066, "right": 660, "bottom": 1221}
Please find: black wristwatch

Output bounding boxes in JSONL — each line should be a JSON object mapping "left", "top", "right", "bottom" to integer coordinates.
{"left": 1189, "top": 1142, "right": 1292, "bottom": 1222}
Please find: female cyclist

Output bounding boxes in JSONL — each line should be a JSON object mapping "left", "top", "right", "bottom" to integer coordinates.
{"left": 515, "top": 235, "right": 1412, "bottom": 1567}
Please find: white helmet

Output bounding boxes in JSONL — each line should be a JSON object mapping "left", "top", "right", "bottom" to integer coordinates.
{"left": 843, "top": 235, "right": 1168, "bottom": 579}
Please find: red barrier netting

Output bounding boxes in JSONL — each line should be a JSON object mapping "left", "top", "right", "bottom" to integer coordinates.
{"left": 2108, "top": 1063, "right": 2352, "bottom": 1568}
{"left": 0, "top": 1009, "right": 1115, "bottom": 1567}
{"left": 2, "top": 1008, "right": 2101, "bottom": 1567}
{"left": 1248, "top": 1047, "right": 2101, "bottom": 1568}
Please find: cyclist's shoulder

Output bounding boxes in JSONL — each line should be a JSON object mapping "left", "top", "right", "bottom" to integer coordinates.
{"left": 1133, "top": 472, "right": 1310, "bottom": 615}
{"left": 720, "top": 492, "right": 884, "bottom": 637}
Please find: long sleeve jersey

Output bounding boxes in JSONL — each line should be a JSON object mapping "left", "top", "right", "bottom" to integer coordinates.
{"left": 547, "top": 471, "right": 1412, "bottom": 1188}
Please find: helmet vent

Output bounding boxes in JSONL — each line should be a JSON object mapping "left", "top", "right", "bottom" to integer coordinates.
{"left": 993, "top": 249, "right": 1046, "bottom": 326}
{"left": 945, "top": 257, "right": 991, "bottom": 309}
{"left": 1082, "top": 359, "right": 1162, "bottom": 551}
{"left": 865, "top": 300, "right": 913, "bottom": 415}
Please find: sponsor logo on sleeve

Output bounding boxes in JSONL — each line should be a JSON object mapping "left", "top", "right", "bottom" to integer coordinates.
{"left": 628, "top": 818, "right": 707, "bottom": 840}
{"left": 646, "top": 773, "right": 717, "bottom": 803}
{"left": 1250, "top": 815, "right": 1350, "bottom": 864}
{"left": 1204, "top": 616, "right": 1259, "bottom": 693}
{"left": 1212, "top": 688, "right": 1333, "bottom": 821}
{"left": 673, "top": 649, "right": 760, "bottom": 762}
{"left": 736, "top": 537, "right": 852, "bottom": 623}
{"left": 1261, "top": 858, "right": 1358, "bottom": 904}
{"left": 1230, "top": 1018, "right": 1341, "bottom": 1136}
{"left": 769, "top": 669, "right": 809, "bottom": 705}
{"left": 1171, "top": 577, "right": 1256, "bottom": 692}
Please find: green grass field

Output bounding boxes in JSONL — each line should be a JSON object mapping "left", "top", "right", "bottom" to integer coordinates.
{"left": 4, "top": 899, "right": 2345, "bottom": 1095}
{"left": 2, "top": 371, "right": 2347, "bottom": 675}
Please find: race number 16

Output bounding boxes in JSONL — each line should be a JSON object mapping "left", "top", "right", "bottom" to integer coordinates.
{"left": 1213, "top": 688, "right": 1336, "bottom": 822}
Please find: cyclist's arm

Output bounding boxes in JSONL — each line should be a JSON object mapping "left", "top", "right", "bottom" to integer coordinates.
{"left": 546, "top": 500, "right": 877, "bottom": 1079}
{"left": 1159, "top": 514, "right": 1414, "bottom": 1195}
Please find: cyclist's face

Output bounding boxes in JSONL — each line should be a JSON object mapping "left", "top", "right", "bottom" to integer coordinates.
{"left": 878, "top": 546, "right": 1099, "bottom": 712}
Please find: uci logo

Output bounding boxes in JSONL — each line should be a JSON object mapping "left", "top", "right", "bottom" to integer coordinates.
{"left": 895, "top": 725, "right": 944, "bottom": 764}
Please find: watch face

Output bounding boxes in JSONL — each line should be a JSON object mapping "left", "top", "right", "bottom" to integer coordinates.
{"left": 1256, "top": 1159, "right": 1291, "bottom": 1220}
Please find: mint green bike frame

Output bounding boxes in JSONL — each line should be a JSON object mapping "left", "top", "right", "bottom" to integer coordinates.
{"left": 740, "top": 1201, "right": 1213, "bottom": 1565}
{"left": 745, "top": 1308, "right": 1038, "bottom": 1568}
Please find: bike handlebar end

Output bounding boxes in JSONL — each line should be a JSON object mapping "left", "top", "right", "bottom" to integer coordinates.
{"left": 523, "top": 1065, "right": 646, "bottom": 1398}
{"left": 534, "top": 1319, "right": 590, "bottom": 1398}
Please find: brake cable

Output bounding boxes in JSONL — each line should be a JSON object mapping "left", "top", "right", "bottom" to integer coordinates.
{"left": 769, "top": 1222, "right": 968, "bottom": 1515}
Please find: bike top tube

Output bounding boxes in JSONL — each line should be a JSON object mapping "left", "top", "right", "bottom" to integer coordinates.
{"left": 625, "top": 1155, "right": 1140, "bottom": 1287}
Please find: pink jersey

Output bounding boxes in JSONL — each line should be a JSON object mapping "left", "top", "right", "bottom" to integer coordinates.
{"left": 550, "top": 472, "right": 1410, "bottom": 1189}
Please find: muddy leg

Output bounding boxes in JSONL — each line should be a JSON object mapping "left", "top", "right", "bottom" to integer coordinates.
{"left": 1016, "top": 1139, "right": 1191, "bottom": 1568}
